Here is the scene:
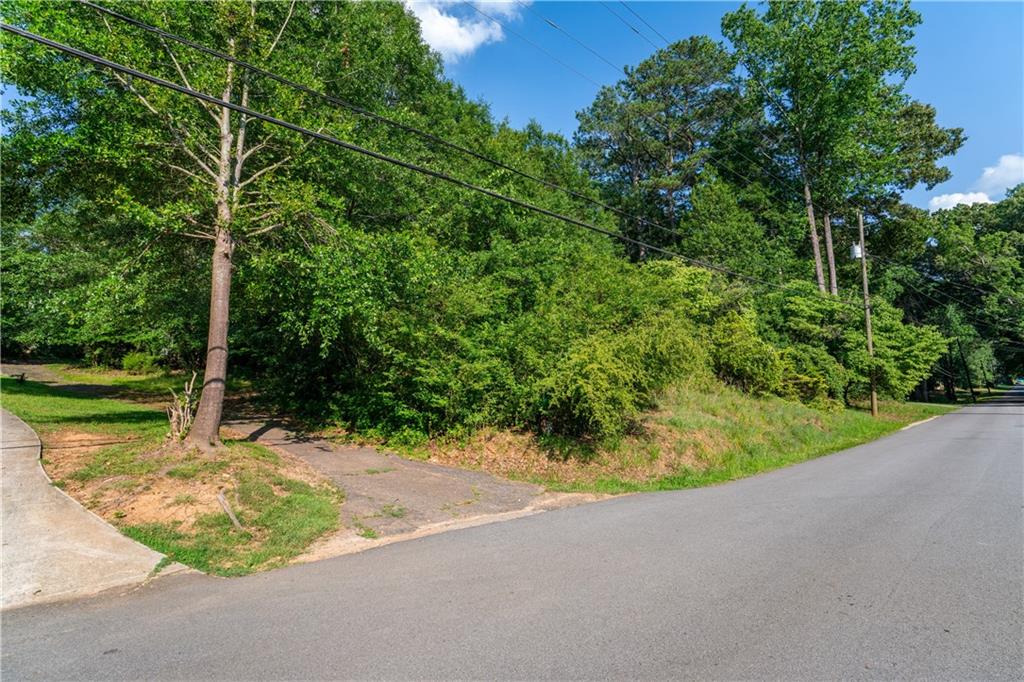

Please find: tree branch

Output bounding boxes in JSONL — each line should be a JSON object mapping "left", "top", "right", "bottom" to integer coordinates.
{"left": 160, "top": 35, "right": 221, "bottom": 125}
{"left": 240, "top": 136, "right": 274, "bottom": 163}
{"left": 168, "top": 164, "right": 205, "bottom": 182}
{"left": 238, "top": 156, "right": 291, "bottom": 188}
{"left": 246, "top": 222, "right": 283, "bottom": 236}
{"left": 266, "top": 0, "right": 297, "bottom": 58}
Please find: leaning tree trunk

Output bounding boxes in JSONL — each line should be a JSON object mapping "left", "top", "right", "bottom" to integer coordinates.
{"left": 802, "top": 180, "right": 827, "bottom": 293}
{"left": 823, "top": 211, "right": 838, "bottom": 295}
{"left": 188, "top": 63, "right": 236, "bottom": 450}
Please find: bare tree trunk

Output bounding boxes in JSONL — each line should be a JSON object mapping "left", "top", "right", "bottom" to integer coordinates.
{"left": 188, "top": 54, "right": 236, "bottom": 450}
{"left": 823, "top": 211, "right": 838, "bottom": 295}
{"left": 188, "top": 227, "right": 234, "bottom": 449}
{"left": 803, "top": 180, "right": 826, "bottom": 293}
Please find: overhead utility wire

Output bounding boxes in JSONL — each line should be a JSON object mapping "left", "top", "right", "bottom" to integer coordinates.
{"left": 87, "top": 0, "right": 803, "bottom": 268}
{"left": 467, "top": 1, "right": 809, "bottom": 240}
{"left": 867, "top": 250, "right": 1007, "bottom": 301}
{"left": 514, "top": 0, "right": 900, "bottom": 233}
{"left": 891, "top": 268, "right": 1021, "bottom": 329}
{"left": 87, "top": 0, "right": 702, "bottom": 248}
{"left": 84, "top": 0, "right": 756, "bottom": 265}
{"left": 486, "top": 4, "right": 1021, "bottom": 341}
{"left": 600, "top": 2, "right": 661, "bottom": 51}
{"left": 2, "top": 23, "right": 793, "bottom": 292}
{"left": 896, "top": 276, "right": 1024, "bottom": 349}
{"left": 464, "top": 2, "right": 603, "bottom": 88}
{"left": 481, "top": 0, "right": 830, "bottom": 219}
{"left": 93, "top": 0, "right": 804, "bottom": 253}
{"left": 620, "top": 1, "right": 672, "bottom": 46}
{"left": 527, "top": 7, "right": 623, "bottom": 74}
{"left": 15, "top": 21, "right": 1011, "bottom": 337}
{"left": 79, "top": 0, "right": 692, "bottom": 244}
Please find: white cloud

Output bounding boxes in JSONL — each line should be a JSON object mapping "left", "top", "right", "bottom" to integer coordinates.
{"left": 928, "top": 152, "right": 1024, "bottom": 212}
{"left": 928, "top": 191, "right": 993, "bottom": 212}
{"left": 974, "top": 153, "right": 1024, "bottom": 196}
{"left": 403, "top": 1, "right": 529, "bottom": 62}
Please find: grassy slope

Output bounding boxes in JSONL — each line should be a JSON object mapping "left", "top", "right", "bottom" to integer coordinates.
{"left": 425, "top": 381, "right": 957, "bottom": 494}
{"left": 0, "top": 376, "right": 339, "bottom": 576}
{"left": 591, "top": 383, "right": 956, "bottom": 493}
{"left": 11, "top": 364, "right": 959, "bottom": 517}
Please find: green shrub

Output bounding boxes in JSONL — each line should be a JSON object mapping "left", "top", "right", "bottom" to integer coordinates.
{"left": 779, "top": 343, "right": 848, "bottom": 407}
{"left": 121, "top": 351, "right": 160, "bottom": 375}
{"left": 710, "top": 310, "right": 782, "bottom": 395}
{"left": 537, "top": 332, "right": 644, "bottom": 438}
{"left": 536, "top": 315, "right": 710, "bottom": 438}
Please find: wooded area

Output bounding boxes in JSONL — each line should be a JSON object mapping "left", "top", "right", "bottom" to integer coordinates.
{"left": 2, "top": 0, "right": 1021, "bottom": 449}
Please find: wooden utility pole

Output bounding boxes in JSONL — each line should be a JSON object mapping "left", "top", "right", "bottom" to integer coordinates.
{"left": 857, "top": 210, "right": 878, "bottom": 417}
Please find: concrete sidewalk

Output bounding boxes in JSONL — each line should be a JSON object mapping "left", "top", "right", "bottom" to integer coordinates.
{"left": 1, "top": 408, "right": 176, "bottom": 610}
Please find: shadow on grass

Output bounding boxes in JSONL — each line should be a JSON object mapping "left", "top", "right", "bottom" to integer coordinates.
{"left": 0, "top": 377, "right": 167, "bottom": 431}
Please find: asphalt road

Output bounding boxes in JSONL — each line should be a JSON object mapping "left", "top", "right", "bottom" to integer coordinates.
{"left": 3, "top": 390, "right": 1022, "bottom": 680}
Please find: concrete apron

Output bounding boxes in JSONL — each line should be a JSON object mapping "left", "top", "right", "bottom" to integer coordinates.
{"left": 1, "top": 409, "right": 184, "bottom": 610}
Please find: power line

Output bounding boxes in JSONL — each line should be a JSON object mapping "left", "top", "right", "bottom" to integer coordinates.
{"left": 81, "top": 0, "right": 785, "bottom": 266}
{"left": 15, "top": 18, "right": 1011, "bottom": 346}
{"left": 466, "top": 0, "right": 815, "bottom": 240}
{"left": 465, "top": 2, "right": 603, "bottom": 89}
{"left": 868, "top": 250, "right": 1009, "bottom": 301}
{"left": 619, "top": 2, "right": 671, "bottom": 46}
{"left": 527, "top": 5, "right": 623, "bottom": 75}
{"left": 896, "top": 276, "right": 1024, "bottom": 349}
{"left": 600, "top": 2, "right": 660, "bottom": 51}
{"left": 2, "top": 23, "right": 794, "bottom": 292}
{"left": 78, "top": 0, "right": 690, "bottom": 246}
{"left": 465, "top": 0, "right": 834, "bottom": 221}
{"left": 73, "top": 2, "right": 825, "bottom": 275}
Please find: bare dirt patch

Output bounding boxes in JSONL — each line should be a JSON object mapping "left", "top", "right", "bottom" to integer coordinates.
{"left": 43, "top": 429, "right": 132, "bottom": 482}
{"left": 40, "top": 429, "right": 334, "bottom": 535}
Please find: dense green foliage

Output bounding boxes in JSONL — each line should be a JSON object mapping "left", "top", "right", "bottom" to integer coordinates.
{"left": 2, "top": 0, "right": 1018, "bottom": 448}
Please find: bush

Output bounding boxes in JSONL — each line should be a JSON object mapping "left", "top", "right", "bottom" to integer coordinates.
{"left": 536, "top": 315, "right": 710, "bottom": 438}
{"left": 710, "top": 310, "right": 782, "bottom": 395}
{"left": 122, "top": 351, "right": 160, "bottom": 375}
{"left": 537, "top": 332, "right": 643, "bottom": 438}
{"left": 779, "top": 343, "right": 848, "bottom": 407}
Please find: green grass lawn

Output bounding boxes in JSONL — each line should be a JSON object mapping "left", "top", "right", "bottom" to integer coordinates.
{"left": 46, "top": 363, "right": 253, "bottom": 401}
{"left": 0, "top": 376, "right": 340, "bottom": 576}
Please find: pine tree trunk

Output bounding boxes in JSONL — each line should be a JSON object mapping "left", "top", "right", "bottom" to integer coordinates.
{"left": 803, "top": 180, "right": 826, "bottom": 293}
{"left": 823, "top": 211, "right": 838, "bottom": 295}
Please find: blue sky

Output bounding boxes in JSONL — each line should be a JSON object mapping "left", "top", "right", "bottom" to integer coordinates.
{"left": 410, "top": 1, "right": 1024, "bottom": 211}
